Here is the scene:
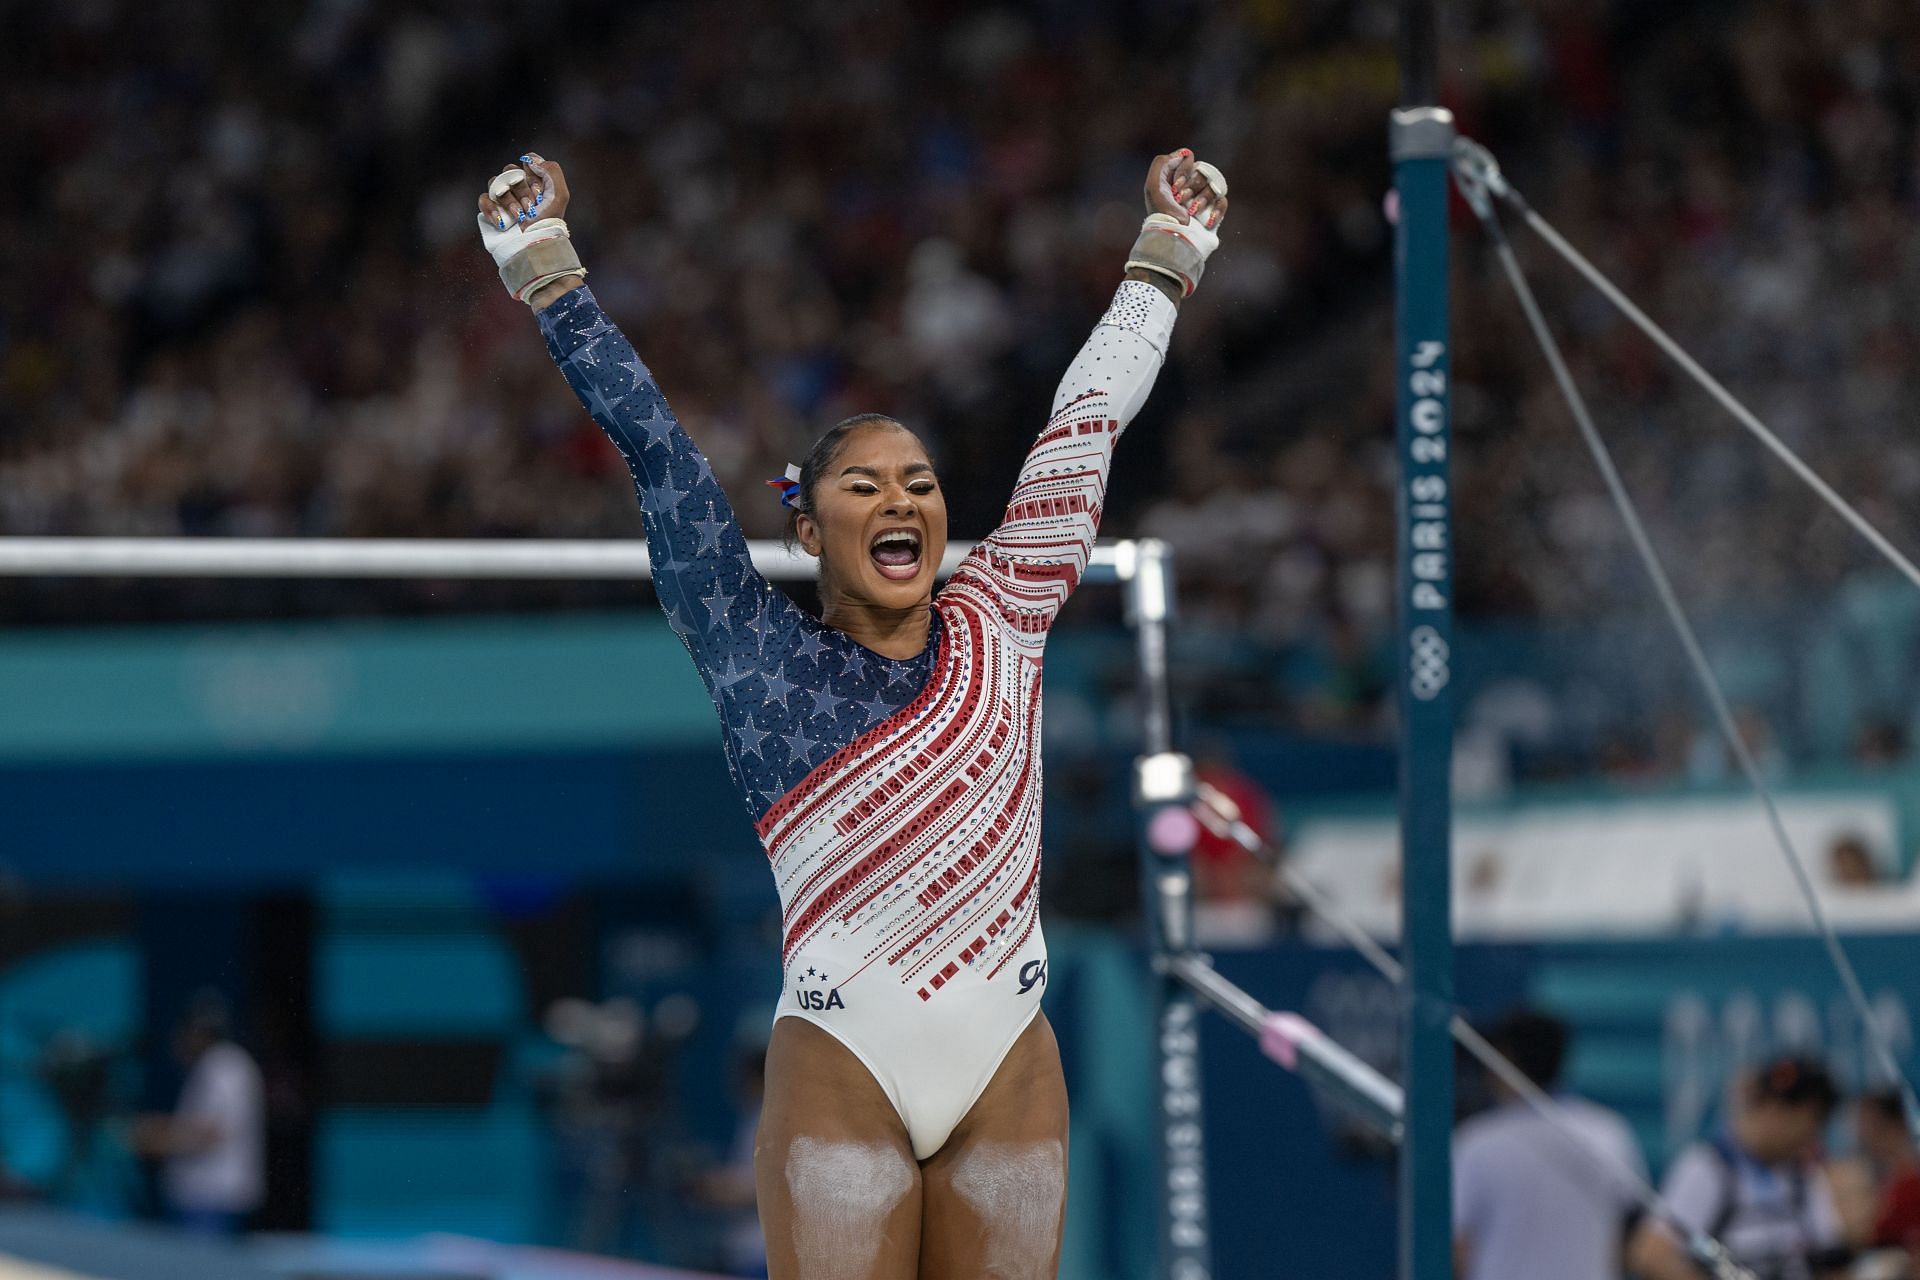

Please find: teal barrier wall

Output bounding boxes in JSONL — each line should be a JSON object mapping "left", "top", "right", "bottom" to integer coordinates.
{"left": 0, "top": 612, "right": 1396, "bottom": 887}
{"left": 10, "top": 597, "right": 1914, "bottom": 769}
{"left": 0, "top": 613, "right": 718, "bottom": 761}
{"left": 30, "top": 605, "right": 1913, "bottom": 839}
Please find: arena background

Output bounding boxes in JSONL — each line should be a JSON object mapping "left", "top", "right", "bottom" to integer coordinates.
{"left": 3, "top": 1, "right": 1919, "bottom": 1277}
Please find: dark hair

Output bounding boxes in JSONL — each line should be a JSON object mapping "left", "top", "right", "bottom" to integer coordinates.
{"left": 781, "top": 412, "right": 910, "bottom": 550}
{"left": 1487, "top": 1008, "right": 1570, "bottom": 1091}
{"left": 1861, "top": 1086, "right": 1906, "bottom": 1125}
{"left": 1749, "top": 1054, "right": 1840, "bottom": 1118}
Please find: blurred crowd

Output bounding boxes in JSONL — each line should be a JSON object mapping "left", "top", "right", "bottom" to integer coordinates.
{"left": 5, "top": 0, "right": 1920, "bottom": 756}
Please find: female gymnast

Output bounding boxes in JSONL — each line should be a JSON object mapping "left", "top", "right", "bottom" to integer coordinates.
{"left": 477, "top": 147, "right": 1227, "bottom": 1279}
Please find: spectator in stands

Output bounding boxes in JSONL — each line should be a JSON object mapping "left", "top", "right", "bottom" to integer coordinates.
{"left": 1829, "top": 834, "right": 1883, "bottom": 888}
{"left": 1687, "top": 708, "right": 1790, "bottom": 787}
{"left": 1453, "top": 1008, "right": 1646, "bottom": 1280}
{"left": 1853, "top": 722, "right": 1911, "bottom": 770}
{"left": 9, "top": 0, "right": 1920, "bottom": 774}
{"left": 129, "top": 991, "right": 266, "bottom": 1236}
{"left": 1856, "top": 1088, "right": 1920, "bottom": 1261}
{"left": 1628, "top": 1055, "right": 1850, "bottom": 1280}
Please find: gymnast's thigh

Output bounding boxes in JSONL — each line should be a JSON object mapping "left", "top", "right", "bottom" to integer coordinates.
{"left": 755, "top": 1015, "right": 924, "bottom": 1280}
{"left": 917, "top": 1013, "right": 1070, "bottom": 1280}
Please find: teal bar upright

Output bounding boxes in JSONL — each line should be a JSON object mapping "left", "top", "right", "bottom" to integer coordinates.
{"left": 1390, "top": 105, "right": 1457, "bottom": 1280}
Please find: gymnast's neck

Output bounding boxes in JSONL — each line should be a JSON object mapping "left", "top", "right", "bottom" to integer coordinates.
{"left": 822, "top": 595, "right": 935, "bottom": 660}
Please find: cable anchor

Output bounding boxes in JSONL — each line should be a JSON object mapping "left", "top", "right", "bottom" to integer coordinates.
{"left": 1448, "top": 137, "right": 1511, "bottom": 221}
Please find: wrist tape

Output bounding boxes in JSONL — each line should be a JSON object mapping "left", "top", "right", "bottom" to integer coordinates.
{"left": 1125, "top": 215, "right": 1219, "bottom": 298}
{"left": 476, "top": 214, "right": 587, "bottom": 304}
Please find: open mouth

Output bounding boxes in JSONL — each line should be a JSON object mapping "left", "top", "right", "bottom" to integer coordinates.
{"left": 868, "top": 527, "right": 924, "bottom": 582}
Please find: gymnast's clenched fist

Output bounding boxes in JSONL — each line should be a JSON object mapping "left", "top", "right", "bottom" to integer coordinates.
{"left": 475, "top": 152, "right": 585, "bottom": 308}
{"left": 1127, "top": 148, "right": 1230, "bottom": 300}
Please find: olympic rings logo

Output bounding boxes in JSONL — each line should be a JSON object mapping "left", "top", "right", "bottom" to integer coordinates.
{"left": 1409, "top": 625, "right": 1450, "bottom": 701}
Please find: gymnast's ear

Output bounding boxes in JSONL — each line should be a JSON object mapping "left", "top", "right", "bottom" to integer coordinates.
{"left": 793, "top": 510, "right": 824, "bottom": 558}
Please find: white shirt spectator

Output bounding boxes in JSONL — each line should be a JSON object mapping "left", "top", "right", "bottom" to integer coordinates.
{"left": 163, "top": 1041, "right": 266, "bottom": 1215}
{"left": 1455, "top": 1096, "right": 1647, "bottom": 1280}
{"left": 1658, "top": 1139, "right": 1843, "bottom": 1280}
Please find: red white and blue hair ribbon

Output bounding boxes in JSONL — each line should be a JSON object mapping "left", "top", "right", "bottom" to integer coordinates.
{"left": 766, "top": 463, "right": 803, "bottom": 510}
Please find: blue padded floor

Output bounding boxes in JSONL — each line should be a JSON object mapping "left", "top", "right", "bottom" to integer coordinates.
{"left": 0, "top": 1210, "right": 285, "bottom": 1280}
{"left": 0, "top": 1210, "right": 724, "bottom": 1280}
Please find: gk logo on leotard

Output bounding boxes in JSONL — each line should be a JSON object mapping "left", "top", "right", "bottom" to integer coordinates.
{"left": 1018, "top": 960, "right": 1048, "bottom": 995}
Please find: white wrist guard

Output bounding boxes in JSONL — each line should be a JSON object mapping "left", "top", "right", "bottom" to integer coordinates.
{"left": 1125, "top": 214, "right": 1219, "bottom": 298}
{"left": 477, "top": 214, "right": 587, "bottom": 304}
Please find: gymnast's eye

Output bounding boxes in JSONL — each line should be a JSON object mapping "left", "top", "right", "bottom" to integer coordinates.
{"left": 848, "top": 481, "right": 879, "bottom": 495}
{"left": 909, "top": 480, "right": 936, "bottom": 494}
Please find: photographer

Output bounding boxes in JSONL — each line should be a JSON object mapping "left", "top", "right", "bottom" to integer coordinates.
{"left": 1628, "top": 1056, "right": 1849, "bottom": 1280}
{"left": 129, "top": 993, "right": 264, "bottom": 1237}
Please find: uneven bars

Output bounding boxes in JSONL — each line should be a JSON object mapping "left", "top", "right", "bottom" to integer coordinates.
{"left": 0, "top": 538, "right": 1129, "bottom": 584}
{"left": 1164, "top": 955, "right": 1405, "bottom": 1143}
{"left": 1391, "top": 23, "right": 1458, "bottom": 1276}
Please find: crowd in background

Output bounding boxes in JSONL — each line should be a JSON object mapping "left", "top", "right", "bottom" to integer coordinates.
{"left": 6, "top": 0, "right": 1920, "bottom": 763}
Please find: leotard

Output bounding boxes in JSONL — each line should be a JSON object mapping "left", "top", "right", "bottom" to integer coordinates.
{"left": 539, "top": 279, "right": 1176, "bottom": 1157}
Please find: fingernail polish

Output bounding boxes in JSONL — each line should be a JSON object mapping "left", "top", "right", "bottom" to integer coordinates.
{"left": 519, "top": 154, "right": 531, "bottom": 162}
{"left": 1188, "top": 198, "right": 1203, "bottom": 216}
{"left": 498, "top": 217, "right": 507, "bottom": 230}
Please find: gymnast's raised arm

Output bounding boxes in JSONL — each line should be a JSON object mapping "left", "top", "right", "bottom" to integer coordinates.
{"left": 475, "top": 154, "right": 777, "bottom": 677}
{"left": 943, "top": 148, "right": 1228, "bottom": 638}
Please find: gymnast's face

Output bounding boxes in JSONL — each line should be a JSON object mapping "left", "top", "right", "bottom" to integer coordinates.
{"left": 796, "top": 423, "right": 948, "bottom": 614}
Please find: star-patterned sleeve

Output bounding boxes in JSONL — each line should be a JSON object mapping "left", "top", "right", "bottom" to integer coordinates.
{"left": 537, "top": 286, "right": 781, "bottom": 680}
{"left": 944, "top": 279, "right": 1178, "bottom": 644}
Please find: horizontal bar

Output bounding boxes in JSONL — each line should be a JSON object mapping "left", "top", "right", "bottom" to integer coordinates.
{"left": 1165, "top": 955, "right": 1405, "bottom": 1143}
{"left": 1165, "top": 953, "right": 1267, "bottom": 1037}
{"left": 0, "top": 538, "right": 1132, "bottom": 584}
{"left": 1261, "top": 1010, "right": 1406, "bottom": 1142}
